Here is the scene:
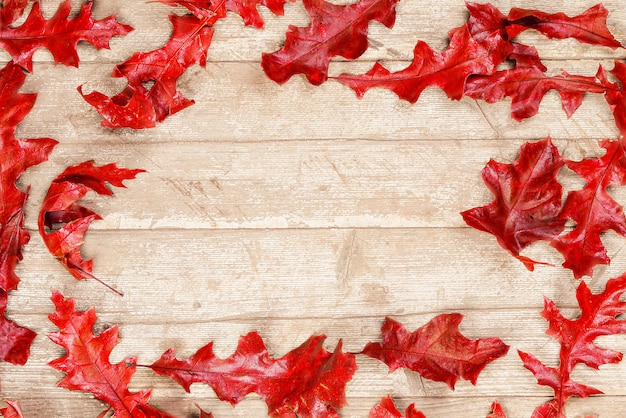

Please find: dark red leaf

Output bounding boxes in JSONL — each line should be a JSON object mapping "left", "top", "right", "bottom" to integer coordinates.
{"left": 506, "top": 4, "right": 623, "bottom": 49}
{"left": 262, "top": 0, "right": 399, "bottom": 85}
{"left": 465, "top": 65, "right": 611, "bottom": 121}
{"left": 369, "top": 396, "right": 425, "bottom": 418}
{"left": 80, "top": 13, "right": 214, "bottom": 129}
{"left": 461, "top": 138, "right": 565, "bottom": 270}
{"left": 0, "top": 400, "right": 24, "bottom": 418}
{"left": 0, "top": 0, "right": 132, "bottom": 72}
{"left": 335, "top": 24, "right": 498, "bottom": 102}
{"left": 0, "top": 290, "right": 35, "bottom": 365}
{"left": 47, "top": 292, "right": 177, "bottom": 418}
{"left": 362, "top": 315, "right": 509, "bottom": 389}
{"left": 551, "top": 139, "right": 626, "bottom": 279}
{"left": 518, "top": 273, "right": 626, "bottom": 417}
{"left": 149, "top": 332, "right": 357, "bottom": 417}
{"left": 38, "top": 161, "right": 144, "bottom": 294}
{"left": 0, "top": 0, "right": 30, "bottom": 26}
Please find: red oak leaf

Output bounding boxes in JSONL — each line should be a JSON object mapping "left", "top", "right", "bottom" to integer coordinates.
{"left": 518, "top": 273, "right": 626, "bottom": 418}
{"left": 551, "top": 139, "right": 626, "bottom": 279}
{"left": 158, "top": 0, "right": 294, "bottom": 28}
{"left": 369, "top": 396, "right": 425, "bottom": 418}
{"left": 149, "top": 332, "right": 357, "bottom": 417}
{"left": 335, "top": 24, "right": 498, "bottom": 102}
{"left": 461, "top": 138, "right": 565, "bottom": 271}
{"left": 0, "top": 61, "right": 56, "bottom": 365}
{"left": 48, "top": 292, "right": 177, "bottom": 418}
{"left": 486, "top": 401, "right": 507, "bottom": 418}
{"left": 506, "top": 4, "right": 623, "bottom": 49}
{"left": 0, "top": 0, "right": 30, "bottom": 26}
{"left": 465, "top": 65, "right": 611, "bottom": 121}
{"left": 362, "top": 315, "right": 509, "bottom": 389}
{"left": 0, "top": 400, "right": 24, "bottom": 418}
{"left": 38, "top": 161, "right": 144, "bottom": 294}
{"left": 80, "top": 13, "right": 214, "bottom": 129}
{"left": 0, "top": 0, "right": 132, "bottom": 72}
{"left": 262, "top": 0, "right": 399, "bottom": 85}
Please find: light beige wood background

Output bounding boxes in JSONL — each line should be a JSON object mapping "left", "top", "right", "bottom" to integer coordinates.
{"left": 2, "top": 0, "right": 626, "bottom": 416}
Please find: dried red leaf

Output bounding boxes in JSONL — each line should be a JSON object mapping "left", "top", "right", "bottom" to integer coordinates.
{"left": 369, "top": 396, "right": 425, "bottom": 418}
{"left": 506, "top": 4, "right": 623, "bottom": 49}
{"left": 262, "top": 0, "right": 399, "bottom": 85}
{"left": 0, "top": 0, "right": 132, "bottom": 72}
{"left": 486, "top": 401, "right": 507, "bottom": 418}
{"left": 465, "top": 65, "right": 611, "bottom": 121}
{"left": 149, "top": 332, "right": 356, "bottom": 417}
{"left": 551, "top": 139, "right": 626, "bottom": 279}
{"left": 518, "top": 273, "right": 626, "bottom": 417}
{"left": 335, "top": 24, "right": 498, "bottom": 102}
{"left": 0, "top": 400, "right": 24, "bottom": 418}
{"left": 0, "top": 0, "right": 30, "bottom": 26}
{"left": 461, "top": 138, "right": 565, "bottom": 271}
{"left": 38, "top": 161, "right": 144, "bottom": 294}
{"left": 362, "top": 315, "right": 509, "bottom": 389}
{"left": 47, "top": 292, "right": 177, "bottom": 418}
{"left": 80, "top": 13, "right": 214, "bottom": 129}
{"left": 159, "top": 0, "right": 294, "bottom": 28}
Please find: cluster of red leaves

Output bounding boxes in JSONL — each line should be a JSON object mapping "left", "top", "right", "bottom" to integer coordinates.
{"left": 81, "top": 0, "right": 294, "bottom": 129}
{"left": 38, "top": 162, "right": 144, "bottom": 295}
{"left": 369, "top": 397, "right": 506, "bottom": 418}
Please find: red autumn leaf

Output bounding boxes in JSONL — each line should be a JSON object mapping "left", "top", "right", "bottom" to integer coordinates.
{"left": 0, "top": 0, "right": 132, "bottom": 72}
{"left": 369, "top": 396, "right": 426, "bottom": 418}
{"left": 0, "top": 60, "right": 57, "bottom": 365}
{"left": 518, "top": 273, "right": 626, "bottom": 418}
{"left": 38, "top": 161, "right": 144, "bottom": 294}
{"left": 80, "top": 13, "right": 214, "bottom": 129}
{"left": 0, "top": 400, "right": 24, "bottom": 418}
{"left": 551, "top": 139, "right": 626, "bottom": 279}
{"left": 465, "top": 65, "right": 611, "bottom": 121}
{"left": 149, "top": 332, "right": 357, "bottom": 417}
{"left": 335, "top": 24, "right": 498, "bottom": 102}
{"left": 158, "top": 0, "right": 294, "bottom": 29}
{"left": 362, "top": 315, "right": 509, "bottom": 389}
{"left": 194, "top": 404, "right": 213, "bottom": 418}
{"left": 0, "top": 0, "right": 30, "bottom": 26}
{"left": 47, "top": 291, "right": 177, "bottom": 418}
{"left": 486, "top": 401, "right": 507, "bottom": 418}
{"left": 262, "top": 0, "right": 399, "bottom": 85}
{"left": 461, "top": 138, "right": 565, "bottom": 271}
{"left": 506, "top": 4, "right": 623, "bottom": 49}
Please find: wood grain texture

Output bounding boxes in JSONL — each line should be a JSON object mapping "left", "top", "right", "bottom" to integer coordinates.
{"left": 3, "top": 0, "right": 626, "bottom": 417}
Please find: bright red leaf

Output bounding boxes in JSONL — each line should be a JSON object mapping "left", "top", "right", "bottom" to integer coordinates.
{"left": 80, "top": 13, "right": 214, "bottom": 129}
{"left": 0, "top": 0, "right": 132, "bottom": 72}
{"left": 0, "top": 0, "right": 30, "bottom": 26}
{"left": 362, "top": 315, "right": 509, "bottom": 389}
{"left": 465, "top": 65, "right": 611, "bottom": 121}
{"left": 48, "top": 292, "right": 177, "bottom": 418}
{"left": 486, "top": 401, "right": 507, "bottom": 418}
{"left": 38, "top": 161, "right": 144, "bottom": 294}
{"left": 505, "top": 4, "right": 623, "bottom": 49}
{"left": 551, "top": 139, "right": 626, "bottom": 279}
{"left": 518, "top": 273, "right": 626, "bottom": 418}
{"left": 461, "top": 138, "right": 565, "bottom": 271}
{"left": 369, "top": 396, "right": 425, "bottom": 418}
{"left": 335, "top": 24, "right": 498, "bottom": 102}
{"left": 262, "top": 0, "right": 399, "bottom": 85}
{"left": 0, "top": 60, "right": 57, "bottom": 365}
{"left": 604, "top": 61, "right": 626, "bottom": 136}
{"left": 158, "top": 0, "right": 294, "bottom": 28}
{"left": 149, "top": 332, "right": 357, "bottom": 417}
{"left": 0, "top": 400, "right": 24, "bottom": 418}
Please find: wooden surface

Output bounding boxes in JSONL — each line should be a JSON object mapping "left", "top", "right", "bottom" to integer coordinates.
{"left": 2, "top": 0, "right": 626, "bottom": 416}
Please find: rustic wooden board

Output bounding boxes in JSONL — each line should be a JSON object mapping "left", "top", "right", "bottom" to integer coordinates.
{"left": 2, "top": 0, "right": 626, "bottom": 417}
